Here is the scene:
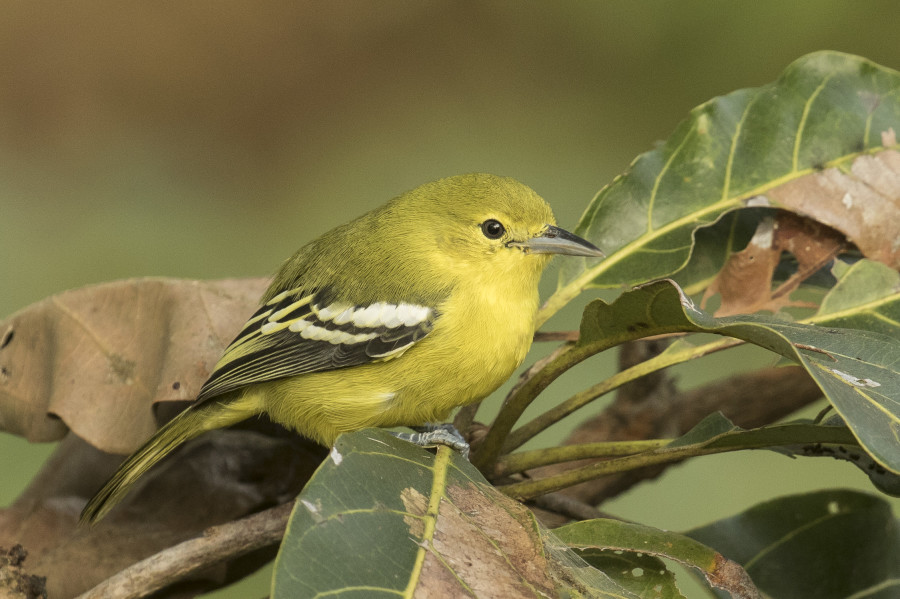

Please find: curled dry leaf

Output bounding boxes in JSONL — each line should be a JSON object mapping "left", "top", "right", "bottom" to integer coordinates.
{"left": 0, "top": 277, "right": 269, "bottom": 454}
{"left": 765, "top": 145, "right": 900, "bottom": 269}
{"left": 702, "top": 211, "right": 845, "bottom": 316}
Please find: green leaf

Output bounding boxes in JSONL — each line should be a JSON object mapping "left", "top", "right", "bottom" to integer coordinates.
{"left": 554, "top": 519, "right": 759, "bottom": 599}
{"left": 815, "top": 258, "right": 900, "bottom": 334}
{"left": 579, "top": 279, "right": 900, "bottom": 474}
{"left": 687, "top": 490, "right": 900, "bottom": 599}
{"left": 272, "top": 429, "right": 635, "bottom": 598}
{"left": 515, "top": 259, "right": 899, "bottom": 465}
{"left": 542, "top": 51, "right": 900, "bottom": 324}
{"left": 572, "top": 550, "right": 686, "bottom": 599}
{"left": 670, "top": 208, "right": 762, "bottom": 295}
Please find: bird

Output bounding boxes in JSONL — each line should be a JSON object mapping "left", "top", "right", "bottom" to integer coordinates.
{"left": 80, "top": 173, "right": 603, "bottom": 524}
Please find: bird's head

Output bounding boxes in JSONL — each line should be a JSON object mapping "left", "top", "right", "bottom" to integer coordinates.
{"left": 393, "top": 174, "right": 603, "bottom": 285}
{"left": 275, "top": 173, "right": 604, "bottom": 303}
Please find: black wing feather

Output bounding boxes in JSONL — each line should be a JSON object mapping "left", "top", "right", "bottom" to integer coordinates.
{"left": 196, "top": 288, "right": 437, "bottom": 402}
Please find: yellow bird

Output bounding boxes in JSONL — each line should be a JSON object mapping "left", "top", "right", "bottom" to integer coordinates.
{"left": 81, "top": 173, "right": 603, "bottom": 524}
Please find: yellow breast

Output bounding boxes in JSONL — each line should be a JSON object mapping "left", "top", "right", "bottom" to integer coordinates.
{"left": 253, "top": 254, "right": 544, "bottom": 445}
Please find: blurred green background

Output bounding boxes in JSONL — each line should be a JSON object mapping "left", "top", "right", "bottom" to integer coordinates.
{"left": 2, "top": 2, "right": 899, "bottom": 596}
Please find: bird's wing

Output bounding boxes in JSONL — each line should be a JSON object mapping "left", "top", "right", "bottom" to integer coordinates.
{"left": 196, "top": 286, "right": 438, "bottom": 402}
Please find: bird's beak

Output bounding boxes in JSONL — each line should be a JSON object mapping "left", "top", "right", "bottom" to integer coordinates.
{"left": 512, "top": 225, "right": 604, "bottom": 257}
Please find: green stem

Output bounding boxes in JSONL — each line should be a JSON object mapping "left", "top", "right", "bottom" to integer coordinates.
{"left": 495, "top": 439, "right": 668, "bottom": 477}
{"left": 519, "top": 287, "right": 888, "bottom": 454}
{"left": 504, "top": 337, "right": 741, "bottom": 452}
{"left": 496, "top": 269, "right": 880, "bottom": 477}
{"left": 499, "top": 423, "right": 858, "bottom": 501}
{"left": 474, "top": 327, "right": 726, "bottom": 472}
{"left": 536, "top": 283, "right": 584, "bottom": 329}
{"left": 471, "top": 343, "right": 587, "bottom": 470}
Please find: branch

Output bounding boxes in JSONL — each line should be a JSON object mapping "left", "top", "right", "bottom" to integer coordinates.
{"left": 75, "top": 501, "right": 293, "bottom": 599}
{"left": 527, "top": 493, "right": 607, "bottom": 522}
{"left": 533, "top": 330, "right": 579, "bottom": 342}
{"left": 471, "top": 342, "right": 577, "bottom": 470}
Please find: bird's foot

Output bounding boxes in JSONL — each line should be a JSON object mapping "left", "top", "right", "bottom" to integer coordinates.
{"left": 393, "top": 423, "right": 470, "bottom": 459}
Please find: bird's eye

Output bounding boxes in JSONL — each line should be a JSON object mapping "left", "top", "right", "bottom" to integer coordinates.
{"left": 481, "top": 219, "right": 506, "bottom": 239}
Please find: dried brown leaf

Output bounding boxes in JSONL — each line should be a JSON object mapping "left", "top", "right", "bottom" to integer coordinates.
{"left": 765, "top": 146, "right": 900, "bottom": 269}
{"left": 0, "top": 277, "right": 268, "bottom": 454}
{"left": 702, "top": 211, "right": 844, "bottom": 317}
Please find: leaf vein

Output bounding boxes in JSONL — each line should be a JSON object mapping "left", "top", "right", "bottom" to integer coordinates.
{"left": 403, "top": 447, "right": 451, "bottom": 598}
{"left": 743, "top": 511, "right": 838, "bottom": 570}
{"left": 647, "top": 120, "right": 696, "bottom": 234}
{"left": 721, "top": 97, "right": 752, "bottom": 201}
{"left": 793, "top": 73, "right": 835, "bottom": 171}
{"left": 845, "top": 578, "right": 900, "bottom": 599}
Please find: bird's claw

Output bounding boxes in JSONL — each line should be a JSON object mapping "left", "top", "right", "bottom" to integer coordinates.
{"left": 393, "top": 423, "right": 470, "bottom": 459}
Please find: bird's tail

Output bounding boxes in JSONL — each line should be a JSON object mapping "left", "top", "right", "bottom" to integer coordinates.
{"left": 80, "top": 396, "right": 252, "bottom": 525}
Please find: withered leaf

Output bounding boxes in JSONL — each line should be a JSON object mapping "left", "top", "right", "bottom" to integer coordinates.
{"left": 702, "top": 211, "right": 845, "bottom": 316}
{"left": 0, "top": 277, "right": 268, "bottom": 454}
{"left": 765, "top": 146, "right": 900, "bottom": 269}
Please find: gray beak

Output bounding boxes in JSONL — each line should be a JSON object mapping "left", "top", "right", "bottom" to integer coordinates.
{"left": 513, "top": 225, "right": 604, "bottom": 257}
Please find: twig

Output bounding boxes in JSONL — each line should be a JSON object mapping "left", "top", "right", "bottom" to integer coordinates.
{"left": 474, "top": 331, "right": 710, "bottom": 471}
{"left": 75, "top": 501, "right": 294, "bottom": 599}
{"left": 527, "top": 493, "right": 606, "bottom": 521}
{"left": 453, "top": 403, "right": 479, "bottom": 436}
{"left": 471, "top": 342, "right": 577, "bottom": 470}
{"left": 533, "top": 330, "right": 579, "bottom": 342}
{"left": 533, "top": 331, "right": 687, "bottom": 343}
{"left": 501, "top": 338, "right": 738, "bottom": 452}
{"left": 495, "top": 439, "right": 668, "bottom": 477}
